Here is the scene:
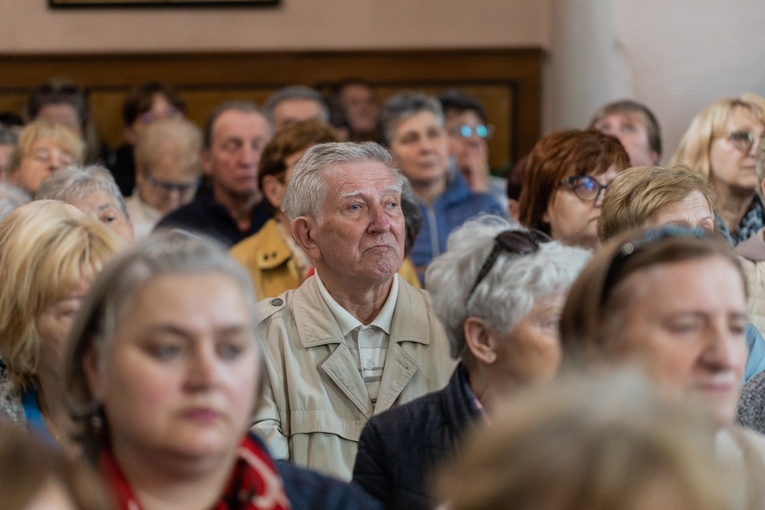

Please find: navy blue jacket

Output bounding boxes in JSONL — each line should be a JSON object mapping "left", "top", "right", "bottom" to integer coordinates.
{"left": 352, "top": 365, "right": 477, "bottom": 510}
{"left": 155, "top": 192, "right": 269, "bottom": 248}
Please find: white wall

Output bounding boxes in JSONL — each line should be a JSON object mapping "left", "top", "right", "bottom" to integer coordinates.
{"left": 0, "top": 0, "right": 550, "bottom": 52}
{"left": 546, "top": 0, "right": 765, "bottom": 163}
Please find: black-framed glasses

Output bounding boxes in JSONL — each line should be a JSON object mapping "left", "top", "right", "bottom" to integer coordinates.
{"left": 450, "top": 123, "right": 495, "bottom": 140}
{"left": 600, "top": 226, "right": 710, "bottom": 306}
{"left": 465, "top": 229, "right": 552, "bottom": 304}
{"left": 147, "top": 173, "right": 199, "bottom": 197}
{"left": 559, "top": 175, "right": 610, "bottom": 202}
{"left": 728, "top": 130, "right": 763, "bottom": 154}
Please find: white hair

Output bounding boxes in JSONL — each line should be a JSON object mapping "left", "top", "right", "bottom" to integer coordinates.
{"left": 426, "top": 214, "right": 592, "bottom": 359}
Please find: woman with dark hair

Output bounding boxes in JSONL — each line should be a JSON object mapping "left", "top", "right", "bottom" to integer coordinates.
{"left": 519, "top": 129, "right": 630, "bottom": 249}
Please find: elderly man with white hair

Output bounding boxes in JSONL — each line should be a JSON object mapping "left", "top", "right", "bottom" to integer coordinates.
{"left": 252, "top": 141, "right": 454, "bottom": 481}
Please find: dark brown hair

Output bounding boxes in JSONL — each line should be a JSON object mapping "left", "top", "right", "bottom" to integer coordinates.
{"left": 258, "top": 119, "right": 339, "bottom": 214}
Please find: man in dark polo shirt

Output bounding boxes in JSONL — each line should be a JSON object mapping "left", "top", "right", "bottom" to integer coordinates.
{"left": 155, "top": 101, "right": 272, "bottom": 246}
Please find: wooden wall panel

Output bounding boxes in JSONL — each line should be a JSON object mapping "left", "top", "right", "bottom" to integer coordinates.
{"left": 0, "top": 49, "right": 542, "bottom": 170}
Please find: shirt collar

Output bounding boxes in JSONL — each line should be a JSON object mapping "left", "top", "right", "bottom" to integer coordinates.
{"left": 314, "top": 272, "right": 399, "bottom": 337}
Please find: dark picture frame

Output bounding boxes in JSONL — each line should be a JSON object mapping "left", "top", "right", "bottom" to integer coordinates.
{"left": 49, "top": 0, "right": 279, "bottom": 7}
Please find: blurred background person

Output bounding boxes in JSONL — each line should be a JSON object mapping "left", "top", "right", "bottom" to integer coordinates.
{"left": 0, "top": 423, "right": 110, "bottom": 510}
{"left": 519, "top": 129, "right": 629, "bottom": 250}
{"left": 597, "top": 164, "right": 715, "bottom": 241}
{"left": 0, "top": 182, "right": 30, "bottom": 222}
{"left": 24, "top": 78, "right": 105, "bottom": 166}
{"left": 589, "top": 99, "right": 662, "bottom": 167}
{"left": 0, "top": 124, "right": 18, "bottom": 181}
{"left": 353, "top": 215, "right": 590, "bottom": 510}
{"left": 7, "top": 119, "right": 83, "bottom": 196}
{"left": 36, "top": 165, "right": 135, "bottom": 242}
{"left": 438, "top": 89, "right": 507, "bottom": 210}
{"left": 154, "top": 101, "right": 272, "bottom": 247}
{"left": 230, "top": 119, "right": 340, "bottom": 298}
{"left": 127, "top": 117, "right": 202, "bottom": 239}
{"left": 264, "top": 85, "right": 330, "bottom": 134}
{"left": 560, "top": 226, "right": 765, "bottom": 507}
{"left": 65, "top": 231, "right": 381, "bottom": 510}
{"left": 379, "top": 92, "right": 505, "bottom": 279}
{"left": 108, "top": 81, "right": 187, "bottom": 196}
{"left": 0, "top": 201, "right": 124, "bottom": 455}
{"left": 437, "top": 373, "right": 737, "bottom": 510}
{"left": 336, "top": 79, "right": 380, "bottom": 142}
{"left": 737, "top": 140, "right": 765, "bottom": 333}
{"left": 672, "top": 94, "right": 765, "bottom": 246}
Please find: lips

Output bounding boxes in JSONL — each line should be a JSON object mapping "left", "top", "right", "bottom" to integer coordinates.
{"left": 182, "top": 407, "right": 222, "bottom": 424}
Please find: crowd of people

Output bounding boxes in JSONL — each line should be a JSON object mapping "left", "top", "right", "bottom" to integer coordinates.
{"left": 1, "top": 77, "right": 765, "bottom": 510}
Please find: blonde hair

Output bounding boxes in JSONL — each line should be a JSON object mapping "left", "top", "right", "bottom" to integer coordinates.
{"left": 671, "top": 94, "right": 765, "bottom": 177}
{"left": 134, "top": 117, "right": 202, "bottom": 180}
{"left": 597, "top": 164, "right": 716, "bottom": 242}
{"left": 0, "top": 200, "right": 124, "bottom": 389}
{"left": 8, "top": 119, "right": 84, "bottom": 174}
{"left": 437, "top": 372, "right": 734, "bottom": 510}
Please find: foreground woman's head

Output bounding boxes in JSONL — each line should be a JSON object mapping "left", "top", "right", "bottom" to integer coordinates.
{"left": 66, "top": 231, "right": 262, "bottom": 461}
{"left": 560, "top": 227, "right": 747, "bottom": 426}
{"left": 437, "top": 373, "right": 734, "bottom": 510}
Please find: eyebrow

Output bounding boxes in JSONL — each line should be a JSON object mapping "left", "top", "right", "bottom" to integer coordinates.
{"left": 340, "top": 185, "right": 402, "bottom": 200}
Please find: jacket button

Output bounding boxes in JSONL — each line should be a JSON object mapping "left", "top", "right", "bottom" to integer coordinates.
{"left": 270, "top": 298, "right": 284, "bottom": 306}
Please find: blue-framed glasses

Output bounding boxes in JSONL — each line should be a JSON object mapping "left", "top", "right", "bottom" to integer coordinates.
{"left": 451, "top": 124, "right": 495, "bottom": 140}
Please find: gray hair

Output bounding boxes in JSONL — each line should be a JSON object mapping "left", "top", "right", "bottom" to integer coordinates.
{"left": 378, "top": 91, "right": 445, "bottom": 146}
{"left": 65, "top": 230, "right": 261, "bottom": 460}
{"left": 426, "top": 214, "right": 592, "bottom": 359}
{"left": 263, "top": 86, "right": 329, "bottom": 124}
{"left": 0, "top": 183, "right": 30, "bottom": 222}
{"left": 203, "top": 101, "right": 269, "bottom": 150}
{"left": 135, "top": 117, "right": 202, "bottom": 179}
{"left": 282, "top": 141, "right": 403, "bottom": 221}
{"left": 35, "top": 165, "right": 129, "bottom": 219}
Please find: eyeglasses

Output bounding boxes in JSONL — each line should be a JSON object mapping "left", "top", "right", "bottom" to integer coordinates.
{"left": 465, "top": 229, "right": 552, "bottom": 304}
{"left": 728, "top": 130, "right": 763, "bottom": 154}
{"left": 138, "top": 108, "right": 182, "bottom": 125}
{"left": 559, "top": 175, "right": 610, "bottom": 202}
{"left": 450, "top": 124, "right": 495, "bottom": 140}
{"left": 600, "top": 226, "right": 710, "bottom": 306}
{"left": 147, "top": 173, "right": 199, "bottom": 197}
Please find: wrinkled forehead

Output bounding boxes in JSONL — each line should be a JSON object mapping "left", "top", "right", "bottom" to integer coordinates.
{"left": 324, "top": 160, "right": 401, "bottom": 193}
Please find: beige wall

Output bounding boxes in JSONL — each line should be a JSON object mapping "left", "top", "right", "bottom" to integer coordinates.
{"left": 545, "top": 0, "right": 765, "bottom": 163}
{"left": 0, "top": 0, "right": 550, "bottom": 53}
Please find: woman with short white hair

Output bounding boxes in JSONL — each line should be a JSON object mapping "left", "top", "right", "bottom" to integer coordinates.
{"left": 352, "top": 214, "right": 591, "bottom": 510}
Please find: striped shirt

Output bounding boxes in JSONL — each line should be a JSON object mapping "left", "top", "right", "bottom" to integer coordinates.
{"left": 315, "top": 273, "right": 399, "bottom": 407}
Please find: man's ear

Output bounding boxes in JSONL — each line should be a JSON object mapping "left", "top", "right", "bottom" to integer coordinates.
{"left": 291, "top": 217, "right": 320, "bottom": 259}
{"left": 463, "top": 316, "right": 498, "bottom": 365}
{"left": 83, "top": 345, "right": 105, "bottom": 401}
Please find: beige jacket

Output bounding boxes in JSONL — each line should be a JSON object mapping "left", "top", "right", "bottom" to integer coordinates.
{"left": 252, "top": 275, "right": 455, "bottom": 481}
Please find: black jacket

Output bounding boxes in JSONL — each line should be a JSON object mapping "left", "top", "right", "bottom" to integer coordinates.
{"left": 352, "top": 364, "right": 477, "bottom": 510}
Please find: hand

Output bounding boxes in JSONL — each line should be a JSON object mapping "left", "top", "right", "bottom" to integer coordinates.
{"left": 460, "top": 144, "right": 491, "bottom": 193}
